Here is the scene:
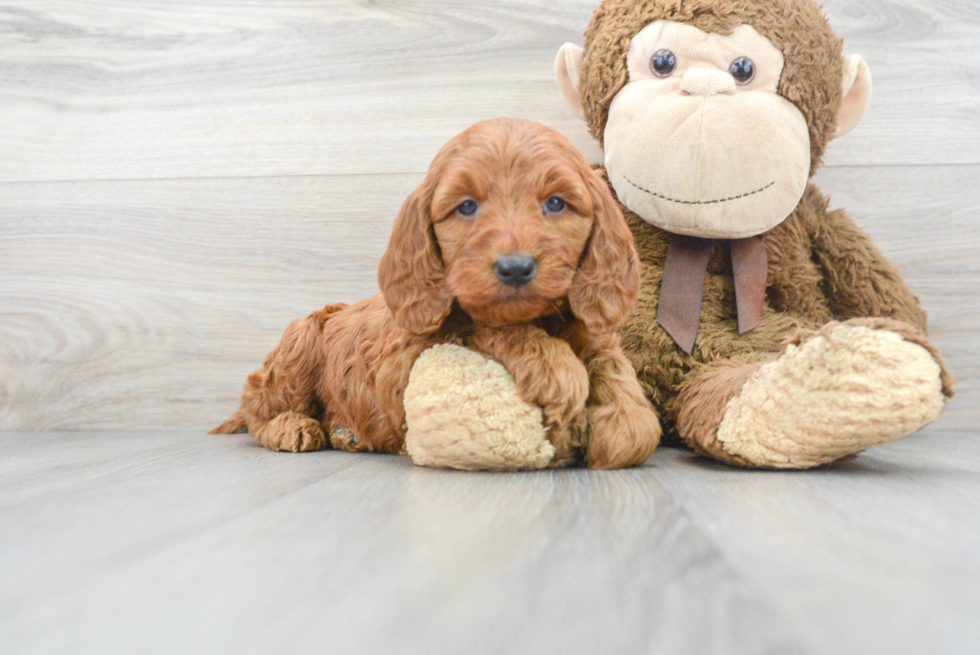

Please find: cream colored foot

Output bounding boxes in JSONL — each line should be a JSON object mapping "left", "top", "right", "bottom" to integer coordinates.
{"left": 717, "top": 323, "right": 946, "bottom": 469}
{"left": 404, "top": 344, "right": 556, "bottom": 471}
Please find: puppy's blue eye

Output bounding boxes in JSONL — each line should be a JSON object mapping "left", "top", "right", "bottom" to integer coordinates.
{"left": 544, "top": 196, "right": 566, "bottom": 213}
{"left": 457, "top": 200, "right": 479, "bottom": 217}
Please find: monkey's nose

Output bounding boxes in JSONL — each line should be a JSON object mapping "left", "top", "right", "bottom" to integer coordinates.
{"left": 494, "top": 253, "right": 538, "bottom": 288}
{"left": 680, "top": 68, "right": 736, "bottom": 96}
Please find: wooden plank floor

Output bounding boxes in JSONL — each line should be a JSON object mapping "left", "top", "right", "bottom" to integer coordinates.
{"left": 2, "top": 1, "right": 979, "bottom": 653}
{"left": 1, "top": 425, "right": 978, "bottom": 655}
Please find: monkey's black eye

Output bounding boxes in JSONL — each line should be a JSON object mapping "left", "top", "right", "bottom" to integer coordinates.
{"left": 457, "top": 199, "right": 479, "bottom": 217}
{"left": 729, "top": 57, "right": 755, "bottom": 84}
{"left": 544, "top": 196, "right": 566, "bottom": 213}
{"left": 651, "top": 49, "right": 677, "bottom": 78}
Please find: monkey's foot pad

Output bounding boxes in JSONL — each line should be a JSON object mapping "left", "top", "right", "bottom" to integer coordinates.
{"left": 404, "top": 344, "right": 555, "bottom": 471}
{"left": 717, "top": 323, "right": 947, "bottom": 469}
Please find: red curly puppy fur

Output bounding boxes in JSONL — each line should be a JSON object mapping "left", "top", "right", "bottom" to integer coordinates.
{"left": 212, "top": 118, "right": 661, "bottom": 469}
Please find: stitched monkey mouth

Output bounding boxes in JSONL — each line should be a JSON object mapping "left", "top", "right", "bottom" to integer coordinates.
{"left": 624, "top": 176, "right": 775, "bottom": 205}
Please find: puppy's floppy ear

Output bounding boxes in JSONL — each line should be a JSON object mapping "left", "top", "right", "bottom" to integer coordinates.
{"left": 378, "top": 182, "right": 454, "bottom": 334}
{"left": 568, "top": 169, "right": 640, "bottom": 334}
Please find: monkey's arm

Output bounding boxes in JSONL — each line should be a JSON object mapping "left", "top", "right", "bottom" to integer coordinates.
{"left": 805, "top": 190, "right": 927, "bottom": 331}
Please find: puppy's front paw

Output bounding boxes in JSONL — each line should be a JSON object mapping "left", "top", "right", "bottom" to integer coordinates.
{"left": 256, "top": 412, "right": 326, "bottom": 453}
{"left": 586, "top": 400, "right": 661, "bottom": 469}
{"left": 514, "top": 350, "right": 590, "bottom": 426}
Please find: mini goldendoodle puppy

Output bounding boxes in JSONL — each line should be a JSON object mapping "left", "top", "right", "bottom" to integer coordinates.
{"left": 213, "top": 118, "right": 661, "bottom": 469}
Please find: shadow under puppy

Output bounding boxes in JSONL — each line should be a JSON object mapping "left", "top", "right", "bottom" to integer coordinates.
{"left": 213, "top": 118, "right": 661, "bottom": 469}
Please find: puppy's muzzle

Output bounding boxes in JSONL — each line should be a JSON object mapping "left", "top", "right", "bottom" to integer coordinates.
{"left": 494, "top": 253, "right": 538, "bottom": 288}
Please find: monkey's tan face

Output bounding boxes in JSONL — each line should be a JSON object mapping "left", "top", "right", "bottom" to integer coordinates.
{"left": 603, "top": 21, "right": 810, "bottom": 239}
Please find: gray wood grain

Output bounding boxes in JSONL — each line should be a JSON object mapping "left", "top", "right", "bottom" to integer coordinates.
{"left": 1, "top": 0, "right": 977, "bottom": 428}
{"left": 1, "top": 2, "right": 979, "bottom": 651}
{"left": 0, "top": 174, "right": 414, "bottom": 430}
{"left": 0, "top": 431, "right": 808, "bottom": 655}
{"left": 0, "top": 0, "right": 978, "bottom": 184}
{"left": 652, "top": 426, "right": 980, "bottom": 655}
{"left": 2, "top": 165, "right": 977, "bottom": 430}
{"left": 1, "top": 427, "right": 977, "bottom": 654}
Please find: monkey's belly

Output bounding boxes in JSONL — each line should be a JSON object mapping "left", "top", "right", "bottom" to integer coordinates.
{"left": 621, "top": 279, "right": 818, "bottom": 431}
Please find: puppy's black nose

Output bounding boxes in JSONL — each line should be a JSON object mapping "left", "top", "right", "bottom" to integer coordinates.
{"left": 494, "top": 253, "right": 538, "bottom": 288}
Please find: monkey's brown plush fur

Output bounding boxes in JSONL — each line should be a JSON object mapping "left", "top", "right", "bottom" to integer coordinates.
{"left": 573, "top": 0, "right": 953, "bottom": 467}
{"left": 621, "top": 184, "right": 953, "bottom": 460}
{"left": 581, "top": 0, "right": 842, "bottom": 176}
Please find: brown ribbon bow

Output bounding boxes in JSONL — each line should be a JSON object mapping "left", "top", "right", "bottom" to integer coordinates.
{"left": 657, "top": 234, "right": 767, "bottom": 354}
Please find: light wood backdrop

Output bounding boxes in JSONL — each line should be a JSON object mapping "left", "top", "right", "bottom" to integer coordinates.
{"left": 1, "top": 0, "right": 978, "bottom": 431}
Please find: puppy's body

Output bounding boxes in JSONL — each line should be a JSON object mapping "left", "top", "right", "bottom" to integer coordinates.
{"left": 217, "top": 297, "right": 590, "bottom": 458}
{"left": 214, "top": 119, "right": 661, "bottom": 469}
{"left": 215, "top": 295, "right": 437, "bottom": 455}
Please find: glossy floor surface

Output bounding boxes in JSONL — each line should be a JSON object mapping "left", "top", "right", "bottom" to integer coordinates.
{"left": 2, "top": 427, "right": 979, "bottom": 655}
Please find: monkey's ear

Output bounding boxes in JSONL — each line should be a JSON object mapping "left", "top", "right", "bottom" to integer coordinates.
{"left": 378, "top": 186, "right": 454, "bottom": 335}
{"left": 833, "top": 54, "right": 873, "bottom": 139}
{"left": 568, "top": 171, "right": 640, "bottom": 334}
{"left": 555, "top": 43, "right": 586, "bottom": 120}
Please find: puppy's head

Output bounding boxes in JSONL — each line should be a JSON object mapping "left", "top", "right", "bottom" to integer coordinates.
{"left": 379, "top": 118, "right": 638, "bottom": 335}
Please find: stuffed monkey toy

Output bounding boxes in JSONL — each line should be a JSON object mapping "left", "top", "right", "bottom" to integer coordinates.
{"left": 547, "top": 0, "right": 954, "bottom": 468}
{"left": 407, "top": 0, "right": 953, "bottom": 471}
